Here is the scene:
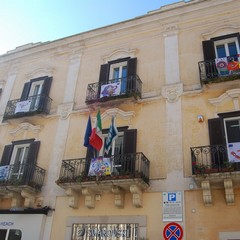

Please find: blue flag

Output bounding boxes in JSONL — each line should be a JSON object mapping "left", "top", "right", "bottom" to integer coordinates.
{"left": 105, "top": 116, "right": 118, "bottom": 154}
{"left": 84, "top": 116, "right": 92, "bottom": 148}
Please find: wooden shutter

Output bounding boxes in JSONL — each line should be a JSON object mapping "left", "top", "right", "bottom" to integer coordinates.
{"left": 99, "top": 64, "right": 109, "bottom": 84}
{"left": 27, "top": 141, "right": 40, "bottom": 164}
{"left": 20, "top": 82, "right": 31, "bottom": 101}
{"left": 123, "top": 129, "right": 137, "bottom": 154}
{"left": 0, "top": 145, "right": 14, "bottom": 166}
{"left": 208, "top": 118, "right": 225, "bottom": 145}
{"left": 41, "top": 76, "right": 52, "bottom": 96}
{"left": 202, "top": 40, "right": 215, "bottom": 61}
{"left": 127, "top": 58, "right": 137, "bottom": 76}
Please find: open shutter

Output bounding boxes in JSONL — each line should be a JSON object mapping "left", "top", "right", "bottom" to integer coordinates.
{"left": 20, "top": 82, "right": 31, "bottom": 101}
{"left": 123, "top": 129, "right": 137, "bottom": 173}
{"left": 202, "top": 40, "right": 215, "bottom": 61}
{"left": 98, "top": 64, "right": 109, "bottom": 98}
{"left": 41, "top": 76, "right": 52, "bottom": 96}
{"left": 27, "top": 141, "right": 40, "bottom": 164}
{"left": 0, "top": 145, "right": 13, "bottom": 166}
{"left": 127, "top": 58, "right": 137, "bottom": 93}
{"left": 208, "top": 118, "right": 226, "bottom": 168}
{"left": 22, "top": 141, "right": 40, "bottom": 184}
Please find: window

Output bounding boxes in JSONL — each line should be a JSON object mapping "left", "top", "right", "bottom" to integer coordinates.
{"left": 20, "top": 76, "right": 52, "bottom": 112}
{"left": 99, "top": 57, "right": 137, "bottom": 97}
{"left": 0, "top": 229, "right": 22, "bottom": 240}
{"left": 214, "top": 37, "right": 240, "bottom": 58}
{"left": 86, "top": 128, "right": 137, "bottom": 175}
{"left": 0, "top": 139, "right": 40, "bottom": 183}
{"left": 202, "top": 32, "right": 240, "bottom": 60}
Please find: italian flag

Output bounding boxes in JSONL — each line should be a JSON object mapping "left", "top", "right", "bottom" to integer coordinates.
{"left": 89, "top": 110, "right": 103, "bottom": 151}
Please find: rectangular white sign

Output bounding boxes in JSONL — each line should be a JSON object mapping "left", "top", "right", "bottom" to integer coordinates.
{"left": 162, "top": 191, "right": 183, "bottom": 222}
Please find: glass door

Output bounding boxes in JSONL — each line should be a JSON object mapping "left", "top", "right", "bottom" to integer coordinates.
{"left": 224, "top": 117, "right": 240, "bottom": 162}
{"left": 28, "top": 80, "right": 44, "bottom": 110}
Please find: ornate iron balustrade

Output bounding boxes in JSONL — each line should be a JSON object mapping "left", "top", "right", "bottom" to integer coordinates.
{"left": 191, "top": 145, "right": 240, "bottom": 174}
{"left": 0, "top": 163, "right": 46, "bottom": 191}
{"left": 85, "top": 75, "right": 142, "bottom": 103}
{"left": 3, "top": 94, "right": 52, "bottom": 120}
{"left": 198, "top": 56, "right": 240, "bottom": 83}
{"left": 57, "top": 152, "right": 150, "bottom": 185}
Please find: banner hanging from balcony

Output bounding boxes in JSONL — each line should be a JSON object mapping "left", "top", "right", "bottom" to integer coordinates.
{"left": 15, "top": 100, "right": 32, "bottom": 113}
{"left": 0, "top": 165, "right": 10, "bottom": 180}
{"left": 100, "top": 82, "right": 121, "bottom": 98}
{"left": 88, "top": 157, "right": 112, "bottom": 176}
{"left": 215, "top": 57, "right": 229, "bottom": 76}
{"left": 227, "top": 142, "right": 240, "bottom": 162}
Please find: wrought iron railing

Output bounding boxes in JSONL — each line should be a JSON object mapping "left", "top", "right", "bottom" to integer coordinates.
{"left": 191, "top": 145, "right": 240, "bottom": 174}
{"left": 85, "top": 75, "right": 142, "bottom": 103}
{"left": 57, "top": 152, "right": 150, "bottom": 185}
{"left": 3, "top": 94, "right": 52, "bottom": 120}
{"left": 0, "top": 163, "right": 46, "bottom": 191}
{"left": 198, "top": 56, "right": 240, "bottom": 83}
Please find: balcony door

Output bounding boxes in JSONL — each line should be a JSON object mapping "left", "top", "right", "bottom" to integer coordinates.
{"left": 10, "top": 144, "right": 30, "bottom": 180}
{"left": 214, "top": 37, "right": 239, "bottom": 58}
{"left": 224, "top": 117, "right": 240, "bottom": 162}
{"left": 28, "top": 80, "right": 44, "bottom": 110}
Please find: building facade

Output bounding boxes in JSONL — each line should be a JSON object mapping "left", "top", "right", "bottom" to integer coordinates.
{"left": 0, "top": 0, "right": 240, "bottom": 239}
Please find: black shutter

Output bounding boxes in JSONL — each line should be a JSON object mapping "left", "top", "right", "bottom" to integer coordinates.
{"left": 202, "top": 40, "right": 217, "bottom": 79}
{"left": 202, "top": 40, "right": 215, "bottom": 60}
{"left": 123, "top": 129, "right": 137, "bottom": 154}
{"left": 208, "top": 118, "right": 226, "bottom": 168}
{"left": 22, "top": 141, "right": 40, "bottom": 184}
{"left": 99, "top": 64, "right": 109, "bottom": 84}
{"left": 122, "top": 129, "right": 137, "bottom": 174}
{"left": 208, "top": 118, "right": 225, "bottom": 145}
{"left": 27, "top": 141, "right": 40, "bottom": 164}
{"left": 127, "top": 58, "right": 137, "bottom": 93}
{"left": 20, "top": 82, "right": 31, "bottom": 101}
{"left": 41, "top": 76, "right": 52, "bottom": 96}
{"left": 0, "top": 145, "right": 13, "bottom": 166}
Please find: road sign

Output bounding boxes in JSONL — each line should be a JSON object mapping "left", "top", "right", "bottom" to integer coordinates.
{"left": 162, "top": 192, "right": 183, "bottom": 222}
{"left": 163, "top": 222, "right": 183, "bottom": 240}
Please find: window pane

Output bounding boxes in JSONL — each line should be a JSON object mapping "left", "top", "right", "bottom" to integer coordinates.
{"left": 228, "top": 42, "right": 237, "bottom": 56}
{"left": 216, "top": 44, "right": 226, "bottom": 58}
{"left": 8, "top": 229, "right": 22, "bottom": 240}
{"left": 122, "top": 66, "right": 127, "bottom": 78}
{"left": 0, "top": 229, "right": 7, "bottom": 240}
{"left": 113, "top": 68, "right": 120, "bottom": 80}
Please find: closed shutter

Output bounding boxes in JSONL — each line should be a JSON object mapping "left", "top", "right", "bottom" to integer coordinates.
{"left": 41, "top": 76, "right": 52, "bottom": 96}
{"left": 98, "top": 64, "right": 109, "bottom": 97}
{"left": 27, "top": 141, "right": 40, "bottom": 164}
{"left": 0, "top": 145, "right": 14, "bottom": 166}
{"left": 20, "top": 82, "right": 31, "bottom": 101}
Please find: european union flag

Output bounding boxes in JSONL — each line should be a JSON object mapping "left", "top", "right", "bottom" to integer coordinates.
{"left": 83, "top": 115, "right": 92, "bottom": 148}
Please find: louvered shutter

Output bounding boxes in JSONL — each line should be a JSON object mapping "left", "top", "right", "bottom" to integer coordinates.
{"left": 0, "top": 145, "right": 14, "bottom": 166}
{"left": 20, "top": 82, "right": 31, "bottom": 101}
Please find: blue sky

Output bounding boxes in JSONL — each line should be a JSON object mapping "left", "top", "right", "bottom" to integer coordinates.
{"left": 0, "top": 0, "right": 180, "bottom": 55}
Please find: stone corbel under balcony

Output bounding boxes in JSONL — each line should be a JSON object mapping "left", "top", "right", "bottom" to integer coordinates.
{"left": 112, "top": 186, "right": 124, "bottom": 208}
{"left": 21, "top": 189, "right": 36, "bottom": 208}
{"left": 130, "top": 185, "right": 143, "bottom": 208}
{"left": 65, "top": 188, "right": 80, "bottom": 209}
{"left": 82, "top": 187, "right": 95, "bottom": 209}
{"left": 201, "top": 180, "right": 212, "bottom": 206}
{"left": 224, "top": 179, "right": 234, "bottom": 206}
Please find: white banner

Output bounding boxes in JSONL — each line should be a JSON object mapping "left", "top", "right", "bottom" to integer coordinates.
{"left": 15, "top": 100, "right": 31, "bottom": 113}
{"left": 88, "top": 157, "right": 112, "bottom": 176}
{"left": 227, "top": 142, "right": 240, "bottom": 162}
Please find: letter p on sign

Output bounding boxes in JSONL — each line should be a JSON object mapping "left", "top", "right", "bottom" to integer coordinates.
{"left": 168, "top": 193, "right": 176, "bottom": 201}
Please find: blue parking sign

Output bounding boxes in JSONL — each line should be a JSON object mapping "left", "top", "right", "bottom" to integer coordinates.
{"left": 168, "top": 193, "right": 176, "bottom": 201}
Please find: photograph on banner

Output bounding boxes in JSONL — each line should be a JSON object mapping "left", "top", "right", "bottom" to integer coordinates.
{"left": 88, "top": 157, "right": 112, "bottom": 176}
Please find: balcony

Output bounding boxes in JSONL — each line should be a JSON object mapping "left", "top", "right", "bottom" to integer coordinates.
{"left": 85, "top": 75, "right": 142, "bottom": 104}
{"left": 191, "top": 145, "right": 240, "bottom": 206}
{"left": 198, "top": 57, "right": 240, "bottom": 84}
{"left": 0, "top": 163, "right": 46, "bottom": 192}
{"left": 3, "top": 94, "right": 52, "bottom": 121}
{"left": 57, "top": 152, "right": 150, "bottom": 208}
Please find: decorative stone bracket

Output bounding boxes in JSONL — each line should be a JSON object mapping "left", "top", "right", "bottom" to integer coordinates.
{"left": 130, "top": 185, "right": 143, "bottom": 208}
{"left": 201, "top": 180, "right": 212, "bottom": 206}
{"left": 82, "top": 187, "right": 95, "bottom": 209}
{"left": 65, "top": 188, "right": 79, "bottom": 209}
{"left": 224, "top": 179, "right": 234, "bottom": 205}
{"left": 112, "top": 186, "right": 124, "bottom": 208}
